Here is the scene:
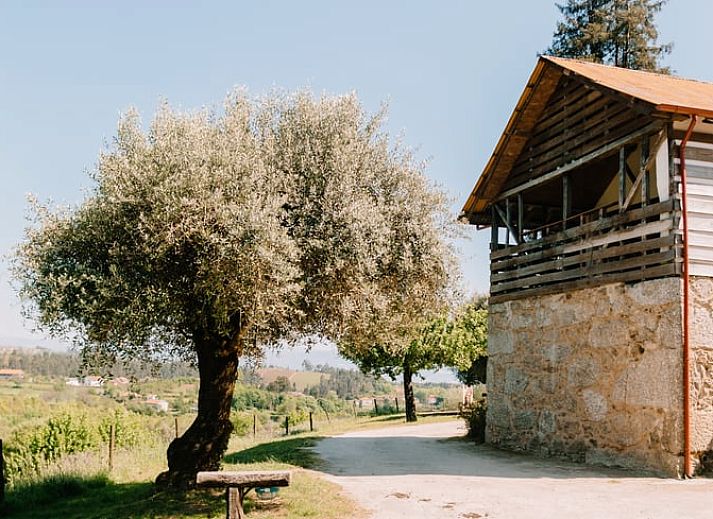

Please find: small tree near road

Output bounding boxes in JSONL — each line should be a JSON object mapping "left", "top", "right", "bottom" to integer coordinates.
{"left": 13, "top": 91, "right": 455, "bottom": 487}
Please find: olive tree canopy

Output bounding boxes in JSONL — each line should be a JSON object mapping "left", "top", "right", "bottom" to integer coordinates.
{"left": 14, "top": 90, "right": 457, "bottom": 486}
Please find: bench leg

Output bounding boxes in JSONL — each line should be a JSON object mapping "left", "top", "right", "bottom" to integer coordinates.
{"left": 226, "top": 487, "right": 246, "bottom": 519}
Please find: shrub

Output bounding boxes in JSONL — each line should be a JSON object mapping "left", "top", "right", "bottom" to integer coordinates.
{"left": 459, "top": 397, "right": 487, "bottom": 443}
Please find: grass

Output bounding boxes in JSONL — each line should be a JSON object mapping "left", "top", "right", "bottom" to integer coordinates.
{"left": 0, "top": 422, "right": 378, "bottom": 519}
{"left": 1, "top": 403, "right": 457, "bottom": 518}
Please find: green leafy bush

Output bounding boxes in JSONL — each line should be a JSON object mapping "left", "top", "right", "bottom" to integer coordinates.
{"left": 459, "top": 397, "right": 487, "bottom": 443}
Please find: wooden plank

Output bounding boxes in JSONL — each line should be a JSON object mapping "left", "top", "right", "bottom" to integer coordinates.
{"left": 491, "top": 232, "right": 676, "bottom": 272}
{"left": 490, "top": 199, "right": 674, "bottom": 259}
{"left": 489, "top": 263, "right": 678, "bottom": 304}
{"left": 491, "top": 249, "right": 676, "bottom": 294}
{"left": 491, "top": 234, "right": 677, "bottom": 282}
{"left": 196, "top": 471, "right": 291, "bottom": 488}
{"left": 520, "top": 91, "right": 609, "bottom": 154}
{"left": 512, "top": 115, "right": 654, "bottom": 183}
{"left": 495, "top": 122, "right": 661, "bottom": 202}
{"left": 511, "top": 103, "right": 631, "bottom": 179}
{"left": 561, "top": 219, "right": 671, "bottom": 254}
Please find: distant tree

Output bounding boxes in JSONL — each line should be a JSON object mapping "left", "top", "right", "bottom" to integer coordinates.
{"left": 547, "top": 0, "right": 671, "bottom": 72}
{"left": 14, "top": 91, "right": 455, "bottom": 487}
{"left": 440, "top": 298, "right": 488, "bottom": 386}
{"left": 265, "top": 376, "right": 292, "bottom": 393}
{"left": 342, "top": 334, "right": 440, "bottom": 422}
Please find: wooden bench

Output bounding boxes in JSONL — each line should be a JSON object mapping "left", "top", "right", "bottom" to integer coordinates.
{"left": 196, "top": 470, "right": 291, "bottom": 519}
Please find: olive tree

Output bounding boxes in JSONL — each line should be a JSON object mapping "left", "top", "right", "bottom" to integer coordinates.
{"left": 14, "top": 91, "right": 456, "bottom": 487}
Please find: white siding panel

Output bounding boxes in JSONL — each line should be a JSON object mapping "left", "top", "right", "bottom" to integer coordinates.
{"left": 686, "top": 145, "right": 713, "bottom": 278}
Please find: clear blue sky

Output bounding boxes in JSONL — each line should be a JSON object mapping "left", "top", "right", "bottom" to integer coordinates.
{"left": 1, "top": 1, "right": 711, "bottom": 350}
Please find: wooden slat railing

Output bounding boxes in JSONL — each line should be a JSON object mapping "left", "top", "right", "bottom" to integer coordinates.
{"left": 490, "top": 199, "right": 680, "bottom": 304}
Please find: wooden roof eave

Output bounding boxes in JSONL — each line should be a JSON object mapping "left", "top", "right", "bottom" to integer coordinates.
{"left": 461, "top": 58, "right": 563, "bottom": 224}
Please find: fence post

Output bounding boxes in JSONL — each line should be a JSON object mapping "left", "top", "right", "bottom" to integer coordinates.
{"left": 352, "top": 400, "right": 358, "bottom": 419}
{"left": 373, "top": 398, "right": 378, "bottom": 413}
{"left": 108, "top": 424, "right": 115, "bottom": 472}
{"left": 1, "top": 439, "right": 5, "bottom": 504}
{"left": 395, "top": 397, "right": 399, "bottom": 413}
{"left": 285, "top": 416, "right": 289, "bottom": 436}
{"left": 174, "top": 417, "right": 179, "bottom": 439}
{"left": 309, "top": 412, "right": 314, "bottom": 432}
{"left": 253, "top": 414, "right": 257, "bottom": 438}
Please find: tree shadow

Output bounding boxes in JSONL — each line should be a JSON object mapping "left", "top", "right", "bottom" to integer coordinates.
{"left": 1, "top": 474, "right": 224, "bottom": 519}
{"left": 224, "top": 435, "right": 326, "bottom": 468}
{"left": 313, "top": 435, "right": 661, "bottom": 480}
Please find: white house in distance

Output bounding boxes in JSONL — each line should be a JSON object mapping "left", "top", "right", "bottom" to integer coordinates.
{"left": 461, "top": 56, "right": 713, "bottom": 477}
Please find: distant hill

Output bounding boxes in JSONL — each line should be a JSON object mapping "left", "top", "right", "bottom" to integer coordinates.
{"left": 256, "top": 367, "right": 327, "bottom": 391}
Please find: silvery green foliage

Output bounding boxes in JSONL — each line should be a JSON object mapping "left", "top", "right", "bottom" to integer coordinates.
{"left": 14, "top": 91, "right": 457, "bottom": 365}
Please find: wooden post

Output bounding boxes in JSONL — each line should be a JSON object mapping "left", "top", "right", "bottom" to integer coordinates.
{"left": 309, "top": 412, "right": 314, "bottom": 432}
{"left": 174, "top": 417, "right": 179, "bottom": 439}
{"left": 619, "top": 146, "right": 626, "bottom": 211}
{"left": 641, "top": 135, "right": 650, "bottom": 207}
{"left": 352, "top": 400, "right": 357, "bottom": 419}
{"left": 108, "top": 424, "right": 115, "bottom": 472}
{"left": 395, "top": 397, "right": 399, "bottom": 413}
{"left": 373, "top": 398, "right": 378, "bottom": 413}
{"left": 491, "top": 206, "right": 499, "bottom": 251}
{"left": 285, "top": 416, "right": 289, "bottom": 436}
{"left": 517, "top": 194, "right": 524, "bottom": 243}
{"left": 505, "top": 197, "right": 511, "bottom": 246}
{"left": 227, "top": 487, "right": 243, "bottom": 519}
{"left": 1, "top": 439, "right": 5, "bottom": 504}
{"left": 253, "top": 414, "right": 257, "bottom": 438}
{"left": 562, "top": 174, "right": 572, "bottom": 227}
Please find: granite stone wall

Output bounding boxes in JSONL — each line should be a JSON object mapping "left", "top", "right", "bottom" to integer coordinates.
{"left": 487, "top": 277, "right": 687, "bottom": 476}
{"left": 691, "top": 277, "right": 713, "bottom": 465}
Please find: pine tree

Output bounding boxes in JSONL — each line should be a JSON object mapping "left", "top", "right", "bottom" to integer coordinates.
{"left": 547, "top": 0, "right": 671, "bottom": 72}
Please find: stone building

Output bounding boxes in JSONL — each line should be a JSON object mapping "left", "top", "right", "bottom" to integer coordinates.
{"left": 461, "top": 56, "right": 713, "bottom": 477}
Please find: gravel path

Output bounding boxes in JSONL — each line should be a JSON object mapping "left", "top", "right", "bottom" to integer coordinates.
{"left": 313, "top": 420, "right": 713, "bottom": 519}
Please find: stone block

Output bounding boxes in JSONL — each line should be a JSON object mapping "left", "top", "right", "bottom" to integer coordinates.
{"left": 628, "top": 277, "right": 681, "bottom": 307}
{"left": 582, "top": 389, "right": 608, "bottom": 421}
{"left": 589, "top": 318, "right": 629, "bottom": 349}
{"left": 542, "top": 343, "right": 571, "bottom": 364}
{"left": 538, "top": 409, "right": 556, "bottom": 434}
{"left": 567, "top": 357, "right": 600, "bottom": 388}
{"left": 513, "top": 410, "right": 536, "bottom": 430}
{"left": 487, "top": 398, "right": 510, "bottom": 429}
{"left": 657, "top": 309, "right": 682, "bottom": 349}
{"left": 692, "top": 409, "right": 713, "bottom": 452}
{"left": 612, "top": 349, "right": 681, "bottom": 408}
{"left": 504, "top": 366, "right": 528, "bottom": 395}
{"left": 489, "top": 330, "right": 513, "bottom": 355}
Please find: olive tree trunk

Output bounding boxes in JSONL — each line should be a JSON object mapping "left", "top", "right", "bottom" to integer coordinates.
{"left": 156, "top": 337, "right": 240, "bottom": 488}
{"left": 403, "top": 360, "right": 417, "bottom": 423}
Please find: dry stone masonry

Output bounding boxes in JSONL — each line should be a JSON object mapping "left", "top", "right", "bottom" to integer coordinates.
{"left": 485, "top": 277, "right": 713, "bottom": 476}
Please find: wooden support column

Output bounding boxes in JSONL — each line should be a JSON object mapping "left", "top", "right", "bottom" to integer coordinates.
{"left": 505, "top": 198, "right": 511, "bottom": 246}
{"left": 641, "top": 135, "right": 650, "bottom": 207}
{"left": 562, "top": 174, "right": 572, "bottom": 229}
{"left": 517, "top": 194, "right": 524, "bottom": 243}
{"left": 490, "top": 206, "right": 499, "bottom": 251}
{"left": 618, "top": 147, "right": 626, "bottom": 212}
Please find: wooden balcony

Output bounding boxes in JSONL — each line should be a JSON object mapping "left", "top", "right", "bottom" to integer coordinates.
{"left": 489, "top": 199, "right": 681, "bottom": 304}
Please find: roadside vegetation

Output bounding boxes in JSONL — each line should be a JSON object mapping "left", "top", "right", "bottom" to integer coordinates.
{"left": 0, "top": 363, "right": 463, "bottom": 518}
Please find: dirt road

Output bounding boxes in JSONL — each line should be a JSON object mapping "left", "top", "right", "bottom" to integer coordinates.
{"left": 313, "top": 420, "right": 713, "bottom": 519}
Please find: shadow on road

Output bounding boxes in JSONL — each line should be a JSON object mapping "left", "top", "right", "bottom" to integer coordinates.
{"left": 314, "top": 434, "right": 658, "bottom": 480}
